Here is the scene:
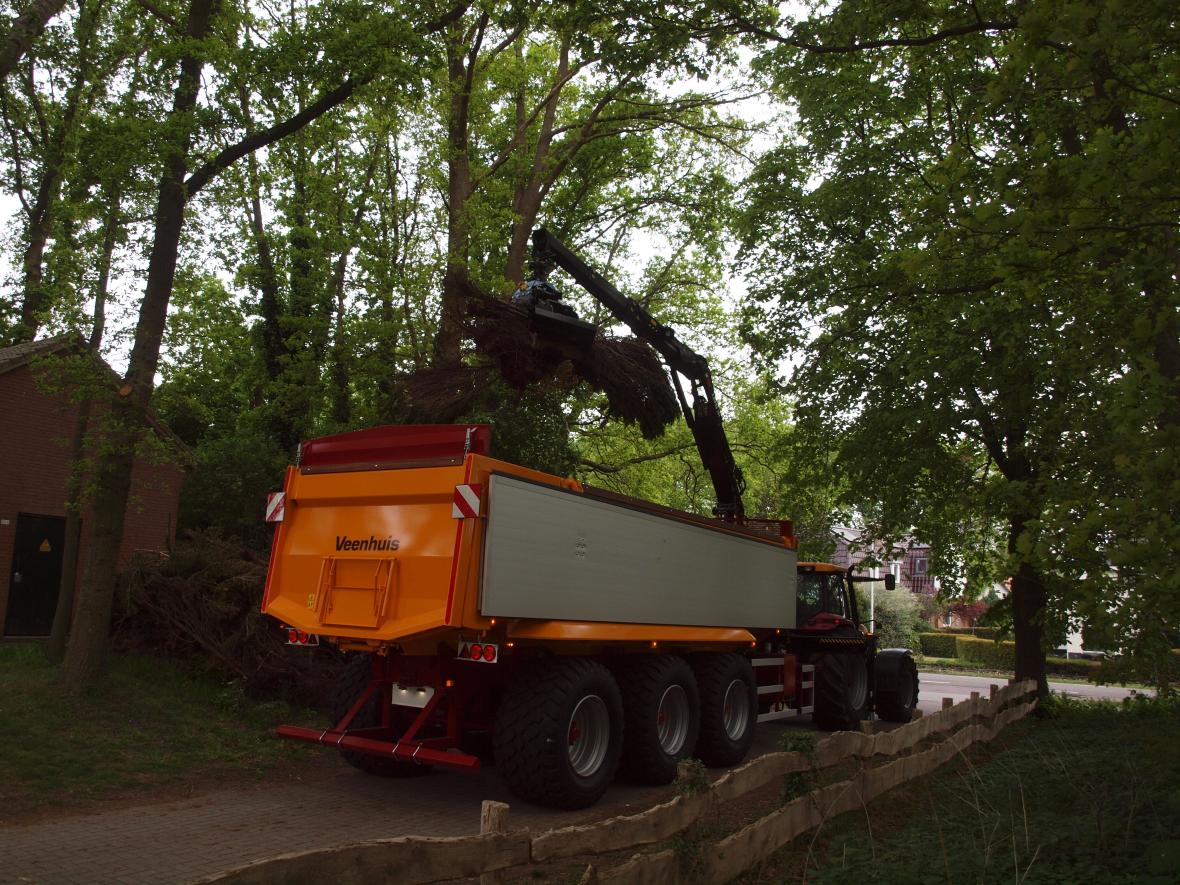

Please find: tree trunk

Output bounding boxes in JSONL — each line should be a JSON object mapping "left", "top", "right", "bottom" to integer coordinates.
{"left": 1008, "top": 519, "right": 1048, "bottom": 697}
{"left": 503, "top": 41, "right": 568, "bottom": 284}
{"left": 0, "top": 0, "right": 66, "bottom": 80}
{"left": 46, "top": 199, "right": 117, "bottom": 664}
{"left": 435, "top": 20, "right": 477, "bottom": 365}
{"left": 11, "top": 0, "right": 101, "bottom": 343}
{"left": 59, "top": 0, "right": 216, "bottom": 690}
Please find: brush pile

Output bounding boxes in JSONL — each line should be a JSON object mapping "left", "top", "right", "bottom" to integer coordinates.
{"left": 112, "top": 530, "right": 343, "bottom": 709}
{"left": 401, "top": 281, "right": 680, "bottom": 438}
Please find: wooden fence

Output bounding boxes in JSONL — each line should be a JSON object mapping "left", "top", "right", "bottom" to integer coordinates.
{"left": 201, "top": 680, "right": 1038, "bottom": 885}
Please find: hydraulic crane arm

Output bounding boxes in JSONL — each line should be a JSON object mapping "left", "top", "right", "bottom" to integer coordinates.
{"left": 528, "top": 228, "right": 746, "bottom": 521}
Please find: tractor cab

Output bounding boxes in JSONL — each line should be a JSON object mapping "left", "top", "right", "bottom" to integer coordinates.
{"left": 796, "top": 563, "right": 854, "bottom": 625}
{"left": 795, "top": 562, "right": 896, "bottom": 632}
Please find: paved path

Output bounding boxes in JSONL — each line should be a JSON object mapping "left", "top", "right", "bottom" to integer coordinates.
{"left": 1, "top": 669, "right": 1145, "bottom": 884}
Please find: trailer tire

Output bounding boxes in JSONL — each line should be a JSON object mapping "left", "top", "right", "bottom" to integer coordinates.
{"left": 616, "top": 655, "right": 700, "bottom": 785}
{"left": 330, "top": 654, "right": 428, "bottom": 778}
{"left": 494, "top": 657, "right": 623, "bottom": 809}
{"left": 812, "top": 652, "right": 871, "bottom": 731}
{"left": 691, "top": 653, "right": 757, "bottom": 768}
{"left": 874, "top": 649, "right": 919, "bottom": 723}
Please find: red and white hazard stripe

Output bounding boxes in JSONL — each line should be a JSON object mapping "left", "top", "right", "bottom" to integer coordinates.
{"left": 265, "top": 492, "right": 285, "bottom": 523}
{"left": 452, "top": 483, "right": 483, "bottom": 519}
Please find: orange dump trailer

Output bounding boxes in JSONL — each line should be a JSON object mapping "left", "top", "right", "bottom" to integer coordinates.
{"left": 264, "top": 423, "right": 818, "bottom": 808}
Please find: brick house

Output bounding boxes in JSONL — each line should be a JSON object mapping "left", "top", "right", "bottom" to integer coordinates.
{"left": 828, "top": 527, "right": 984, "bottom": 627}
{"left": 0, "top": 337, "right": 188, "bottom": 637}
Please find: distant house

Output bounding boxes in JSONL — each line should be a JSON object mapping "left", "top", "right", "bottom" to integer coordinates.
{"left": 827, "top": 527, "right": 984, "bottom": 628}
{"left": 0, "top": 336, "right": 188, "bottom": 637}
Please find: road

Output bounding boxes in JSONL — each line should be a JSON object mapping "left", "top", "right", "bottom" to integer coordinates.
{"left": 915, "top": 669, "right": 1146, "bottom": 712}
{"left": 0, "top": 668, "right": 1146, "bottom": 884}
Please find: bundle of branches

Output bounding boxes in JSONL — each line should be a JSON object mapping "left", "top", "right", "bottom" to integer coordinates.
{"left": 400, "top": 281, "right": 680, "bottom": 438}
{"left": 111, "top": 529, "right": 343, "bottom": 709}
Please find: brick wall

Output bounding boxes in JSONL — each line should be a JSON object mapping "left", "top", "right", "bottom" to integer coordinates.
{"left": 0, "top": 364, "right": 186, "bottom": 635}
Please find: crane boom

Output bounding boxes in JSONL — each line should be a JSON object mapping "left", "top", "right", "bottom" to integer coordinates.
{"left": 528, "top": 228, "right": 746, "bottom": 521}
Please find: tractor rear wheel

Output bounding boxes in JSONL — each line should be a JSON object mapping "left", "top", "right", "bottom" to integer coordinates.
{"left": 616, "top": 655, "right": 701, "bottom": 785}
{"left": 494, "top": 657, "right": 624, "bottom": 809}
{"left": 330, "top": 654, "right": 428, "bottom": 777}
{"left": 691, "top": 653, "right": 757, "bottom": 767}
{"left": 812, "top": 652, "right": 871, "bottom": 731}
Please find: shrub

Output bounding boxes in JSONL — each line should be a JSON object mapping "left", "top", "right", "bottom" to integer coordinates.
{"left": 956, "top": 636, "right": 1017, "bottom": 669}
{"left": 919, "top": 633, "right": 959, "bottom": 658}
{"left": 861, "top": 587, "right": 924, "bottom": 651}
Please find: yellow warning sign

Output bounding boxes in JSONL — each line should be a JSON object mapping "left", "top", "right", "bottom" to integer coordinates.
{"left": 39, "top": 539, "right": 51, "bottom": 553}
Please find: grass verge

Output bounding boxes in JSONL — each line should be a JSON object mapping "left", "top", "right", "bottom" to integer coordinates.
{"left": 0, "top": 643, "right": 325, "bottom": 822}
{"left": 739, "top": 695, "right": 1180, "bottom": 884}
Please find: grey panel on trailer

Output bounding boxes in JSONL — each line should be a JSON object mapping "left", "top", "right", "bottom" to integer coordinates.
{"left": 480, "top": 474, "right": 796, "bottom": 628}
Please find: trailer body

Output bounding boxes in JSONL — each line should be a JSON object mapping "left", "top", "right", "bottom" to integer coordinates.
{"left": 264, "top": 425, "right": 796, "bottom": 652}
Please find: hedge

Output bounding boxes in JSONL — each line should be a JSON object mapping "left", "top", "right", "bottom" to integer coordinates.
{"left": 919, "top": 633, "right": 959, "bottom": 658}
{"left": 935, "top": 627, "right": 999, "bottom": 640}
{"left": 956, "top": 636, "right": 1017, "bottom": 669}
{"left": 1045, "top": 657, "right": 1100, "bottom": 678}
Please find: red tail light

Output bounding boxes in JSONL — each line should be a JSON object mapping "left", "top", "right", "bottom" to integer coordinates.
{"left": 456, "top": 641, "right": 500, "bottom": 663}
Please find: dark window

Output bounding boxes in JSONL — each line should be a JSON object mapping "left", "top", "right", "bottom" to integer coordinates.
{"left": 797, "top": 573, "right": 825, "bottom": 621}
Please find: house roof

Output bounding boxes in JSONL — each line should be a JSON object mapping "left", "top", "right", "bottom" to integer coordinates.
{"left": 0, "top": 334, "right": 192, "bottom": 464}
{"left": 0, "top": 335, "right": 75, "bottom": 375}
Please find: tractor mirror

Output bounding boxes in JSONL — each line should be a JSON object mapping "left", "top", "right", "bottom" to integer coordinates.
{"left": 885, "top": 574, "right": 896, "bottom": 592}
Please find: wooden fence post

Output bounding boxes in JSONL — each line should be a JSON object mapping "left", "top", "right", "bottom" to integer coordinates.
{"left": 942, "top": 697, "right": 954, "bottom": 710}
{"left": 479, "top": 801, "right": 510, "bottom": 885}
{"left": 990, "top": 683, "right": 999, "bottom": 699}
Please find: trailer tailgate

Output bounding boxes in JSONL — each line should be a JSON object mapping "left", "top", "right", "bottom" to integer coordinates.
{"left": 263, "top": 463, "right": 467, "bottom": 641}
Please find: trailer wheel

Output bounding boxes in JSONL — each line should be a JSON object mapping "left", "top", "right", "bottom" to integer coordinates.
{"left": 330, "top": 654, "right": 427, "bottom": 778}
{"left": 616, "top": 655, "right": 700, "bottom": 784}
{"left": 494, "top": 657, "right": 623, "bottom": 809}
{"left": 812, "top": 652, "right": 871, "bottom": 731}
{"left": 874, "top": 649, "right": 919, "bottom": 722}
{"left": 691, "top": 653, "right": 757, "bottom": 768}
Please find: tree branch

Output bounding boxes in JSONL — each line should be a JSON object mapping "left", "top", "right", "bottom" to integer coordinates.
{"left": 0, "top": 0, "right": 67, "bottom": 80}
{"left": 579, "top": 443, "right": 696, "bottom": 474}
{"left": 185, "top": 75, "right": 367, "bottom": 197}
{"left": 790, "top": 20, "right": 1017, "bottom": 54}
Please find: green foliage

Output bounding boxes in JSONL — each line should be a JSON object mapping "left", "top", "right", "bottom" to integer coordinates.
{"left": 1093, "top": 650, "right": 1180, "bottom": 697}
{"left": 673, "top": 757, "right": 710, "bottom": 797}
{"left": 919, "top": 633, "right": 958, "bottom": 658}
{"left": 805, "top": 695, "right": 1180, "bottom": 884}
{"left": 956, "top": 636, "right": 1018, "bottom": 671}
{"left": 740, "top": 0, "right": 1180, "bottom": 679}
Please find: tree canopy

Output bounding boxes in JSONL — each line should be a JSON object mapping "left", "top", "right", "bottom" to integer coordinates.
{"left": 0, "top": 0, "right": 1175, "bottom": 692}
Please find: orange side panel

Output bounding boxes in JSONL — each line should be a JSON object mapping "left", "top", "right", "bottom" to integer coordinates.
{"left": 505, "top": 621, "right": 756, "bottom": 646}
